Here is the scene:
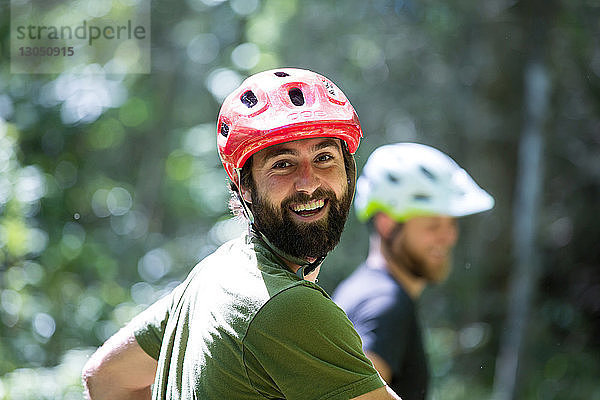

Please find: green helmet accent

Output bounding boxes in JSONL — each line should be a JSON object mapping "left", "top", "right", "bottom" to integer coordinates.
{"left": 355, "top": 143, "right": 494, "bottom": 222}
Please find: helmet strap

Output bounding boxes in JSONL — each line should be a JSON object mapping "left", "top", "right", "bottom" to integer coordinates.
{"left": 235, "top": 168, "right": 255, "bottom": 225}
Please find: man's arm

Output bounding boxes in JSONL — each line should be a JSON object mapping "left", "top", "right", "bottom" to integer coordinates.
{"left": 365, "top": 351, "right": 393, "bottom": 383}
{"left": 352, "top": 385, "right": 402, "bottom": 399}
{"left": 351, "top": 352, "right": 398, "bottom": 400}
{"left": 82, "top": 326, "right": 158, "bottom": 400}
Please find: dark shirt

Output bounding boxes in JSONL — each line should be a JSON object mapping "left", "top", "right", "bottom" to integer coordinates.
{"left": 332, "top": 261, "right": 429, "bottom": 400}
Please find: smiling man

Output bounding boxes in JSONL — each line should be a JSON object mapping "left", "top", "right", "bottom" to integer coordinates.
{"left": 82, "top": 68, "right": 402, "bottom": 400}
{"left": 333, "top": 143, "right": 495, "bottom": 399}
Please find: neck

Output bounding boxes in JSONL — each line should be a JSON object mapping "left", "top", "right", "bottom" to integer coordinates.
{"left": 280, "top": 253, "right": 322, "bottom": 283}
{"left": 367, "top": 234, "right": 426, "bottom": 299}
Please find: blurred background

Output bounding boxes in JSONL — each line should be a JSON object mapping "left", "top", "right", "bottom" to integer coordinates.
{"left": 1, "top": 0, "right": 599, "bottom": 398}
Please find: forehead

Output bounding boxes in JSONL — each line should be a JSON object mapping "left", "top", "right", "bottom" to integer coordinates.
{"left": 253, "top": 137, "right": 343, "bottom": 164}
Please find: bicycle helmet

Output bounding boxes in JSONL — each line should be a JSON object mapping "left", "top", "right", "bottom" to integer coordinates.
{"left": 355, "top": 143, "right": 494, "bottom": 222}
{"left": 216, "top": 68, "right": 362, "bottom": 184}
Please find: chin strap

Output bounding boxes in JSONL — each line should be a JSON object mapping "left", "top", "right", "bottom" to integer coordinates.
{"left": 235, "top": 169, "right": 255, "bottom": 225}
{"left": 295, "top": 259, "right": 325, "bottom": 280}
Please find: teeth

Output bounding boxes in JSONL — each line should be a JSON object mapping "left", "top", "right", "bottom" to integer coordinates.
{"left": 291, "top": 199, "right": 325, "bottom": 212}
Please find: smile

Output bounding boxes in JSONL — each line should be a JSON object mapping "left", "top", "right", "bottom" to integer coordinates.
{"left": 289, "top": 199, "right": 326, "bottom": 216}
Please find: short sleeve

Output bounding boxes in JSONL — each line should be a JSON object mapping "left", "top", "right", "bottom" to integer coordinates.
{"left": 243, "top": 285, "right": 385, "bottom": 400}
{"left": 130, "top": 292, "right": 173, "bottom": 360}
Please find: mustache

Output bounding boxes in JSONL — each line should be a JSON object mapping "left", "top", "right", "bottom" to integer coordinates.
{"left": 280, "top": 188, "right": 338, "bottom": 209}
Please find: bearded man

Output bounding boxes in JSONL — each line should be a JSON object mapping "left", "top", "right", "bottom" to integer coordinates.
{"left": 82, "top": 68, "right": 402, "bottom": 400}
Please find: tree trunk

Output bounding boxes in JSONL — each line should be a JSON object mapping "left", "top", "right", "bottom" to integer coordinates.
{"left": 492, "top": 58, "right": 550, "bottom": 400}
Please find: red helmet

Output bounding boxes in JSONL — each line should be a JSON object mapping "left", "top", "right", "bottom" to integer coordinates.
{"left": 216, "top": 68, "right": 362, "bottom": 183}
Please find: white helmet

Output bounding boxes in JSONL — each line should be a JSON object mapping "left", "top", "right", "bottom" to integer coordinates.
{"left": 355, "top": 143, "right": 494, "bottom": 222}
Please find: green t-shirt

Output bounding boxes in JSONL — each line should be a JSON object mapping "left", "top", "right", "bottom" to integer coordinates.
{"left": 131, "top": 232, "right": 384, "bottom": 399}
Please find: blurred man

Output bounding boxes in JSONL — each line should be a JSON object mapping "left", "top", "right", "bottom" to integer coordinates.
{"left": 82, "top": 68, "right": 401, "bottom": 400}
{"left": 333, "top": 143, "right": 494, "bottom": 399}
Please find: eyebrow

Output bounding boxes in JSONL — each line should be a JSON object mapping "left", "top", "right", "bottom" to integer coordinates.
{"left": 260, "top": 138, "right": 341, "bottom": 164}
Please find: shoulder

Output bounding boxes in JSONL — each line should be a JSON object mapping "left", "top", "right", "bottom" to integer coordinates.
{"left": 334, "top": 267, "right": 414, "bottom": 323}
{"left": 185, "top": 234, "right": 260, "bottom": 286}
{"left": 241, "top": 284, "right": 383, "bottom": 400}
{"left": 248, "top": 283, "right": 354, "bottom": 339}
{"left": 334, "top": 265, "right": 405, "bottom": 305}
{"left": 259, "top": 283, "right": 340, "bottom": 321}
{"left": 242, "top": 283, "right": 370, "bottom": 377}
{"left": 209, "top": 234, "right": 257, "bottom": 265}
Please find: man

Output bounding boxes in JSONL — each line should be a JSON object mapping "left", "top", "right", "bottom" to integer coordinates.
{"left": 82, "top": 68, "right": 401, "bottom": 400}
{"left": 332, "top": 143, "right": 494, "bottom": 400}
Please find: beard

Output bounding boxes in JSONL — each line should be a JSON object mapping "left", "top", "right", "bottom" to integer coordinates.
{"left": 251, "top": 186, "right": 352, "bottom": 260}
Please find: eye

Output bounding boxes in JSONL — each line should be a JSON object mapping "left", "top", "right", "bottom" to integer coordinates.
{"left": 315, "top": 153, "right": 334, "bottom": 163}
{"left": 272, "top": 160, "right": 292, "bottom": 169}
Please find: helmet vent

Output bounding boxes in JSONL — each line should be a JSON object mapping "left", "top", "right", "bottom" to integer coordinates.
{"left": 289, "top": 88, "right": 305, "bottom": 106}
{"left": 413, "top": 193, "right": 431, "bottom": 202}
{"left": 220, "top": 122, "right": 229, "bottom": 137}
{"left": 240, "top": 90, "right": 258, "bottom": 108}
{"left": 419, "top": 166, "right": 437, "bottom": 181}
{"left": 274, "top": 71, "right": 290, "bottom": 77}
{"left": 387, "top": 173, "right": 400, "bottom": 184}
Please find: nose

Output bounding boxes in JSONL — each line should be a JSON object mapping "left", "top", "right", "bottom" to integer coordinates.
{"left": 294, "top": 160, "right": 320, "bottom": 194}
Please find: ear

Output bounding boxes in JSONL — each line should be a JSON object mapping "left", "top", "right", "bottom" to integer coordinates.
{"left": 373, "top": 213, "right": 396, "bottom": 240}
{"left": 240, "top": 183, "right": 252, "bottom": 204}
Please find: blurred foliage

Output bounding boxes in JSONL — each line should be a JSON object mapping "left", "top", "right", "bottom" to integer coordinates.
{"left": 0, "top": 0, "right": 599, "bottom": 399}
